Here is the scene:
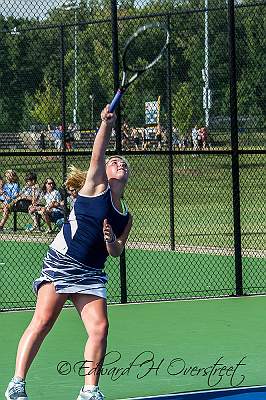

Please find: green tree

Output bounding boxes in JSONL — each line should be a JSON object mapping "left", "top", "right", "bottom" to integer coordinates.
{"left": 172, "top": 82, "right": 193, "bottom": 135}
{"left": 30, "top": 79, "right": 61, "bottom": 125}
{"left": 0, "top": 98, "right": 9, "bottom": 132}
{"left": 240, "top": 4, "right": 266, "bottom": 127}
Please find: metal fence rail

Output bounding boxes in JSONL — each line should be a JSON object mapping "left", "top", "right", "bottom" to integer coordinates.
{"left": 0, "top": 0, "right": 265, "bottom": 310}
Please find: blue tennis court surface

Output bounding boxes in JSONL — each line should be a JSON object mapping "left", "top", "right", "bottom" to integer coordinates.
{"left": 121, "top": 386, "right": 266, "bottom": 400}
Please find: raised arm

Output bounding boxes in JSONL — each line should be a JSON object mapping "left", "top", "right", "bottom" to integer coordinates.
{"left": 79, "top": 106, "right": 116, "bottom": 197}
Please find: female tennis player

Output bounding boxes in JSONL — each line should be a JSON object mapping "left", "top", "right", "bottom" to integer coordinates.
{"left": 5, "top": 105, "right": 132, "bottom": 400}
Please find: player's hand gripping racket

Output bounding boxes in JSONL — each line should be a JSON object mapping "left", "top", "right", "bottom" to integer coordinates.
{"left": 109, "top": 23, "right": 169, "bottom": 112}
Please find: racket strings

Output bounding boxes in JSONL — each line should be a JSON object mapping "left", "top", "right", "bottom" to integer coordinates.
{"left": 123, "top": 26, "right": 168, "bottom": 72}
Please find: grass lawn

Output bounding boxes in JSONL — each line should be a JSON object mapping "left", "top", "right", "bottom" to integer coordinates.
{"left": 0, "top": 152, "right": 265, "bottom": 250}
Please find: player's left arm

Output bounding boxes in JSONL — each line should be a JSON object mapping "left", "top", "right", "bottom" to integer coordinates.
{"left": 103, "top": 214, "right": 133, "bottom": 257}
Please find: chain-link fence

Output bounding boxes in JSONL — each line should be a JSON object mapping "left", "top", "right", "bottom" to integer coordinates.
{"left": 0, "top": 0, "right": 265, "bottom": 310}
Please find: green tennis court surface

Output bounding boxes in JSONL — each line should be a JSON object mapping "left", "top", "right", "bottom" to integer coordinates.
{"left": 0, "top": 240, "right": 265, "bottom": 310}
{"left": 0, "top": 297, "right": 266, "bottom": 399}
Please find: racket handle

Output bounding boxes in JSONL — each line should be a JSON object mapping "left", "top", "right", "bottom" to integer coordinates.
{"left": 109, "top": 89, "right": 124, "bottom": 113}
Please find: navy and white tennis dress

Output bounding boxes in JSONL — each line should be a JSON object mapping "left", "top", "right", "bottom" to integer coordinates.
{"left": 33, "top": 186, "right": 129, "bottom": 298}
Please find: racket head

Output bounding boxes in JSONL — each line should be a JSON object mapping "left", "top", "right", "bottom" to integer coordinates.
{"left": 122, "top": 23, "right": 169, "bottom": 74}
{"left": 109, "top": 23, "right": 169, "bottom": 112}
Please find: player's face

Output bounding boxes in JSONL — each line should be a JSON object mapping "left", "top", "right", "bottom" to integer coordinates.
{"left": 106, "top": 157, "right": 129, "bottom": 183}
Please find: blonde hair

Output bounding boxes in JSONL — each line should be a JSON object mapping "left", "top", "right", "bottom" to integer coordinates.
{"left": 5, "top": 169, "right": 19, "bottom": 182}
{"left": 65, "top": 166, "right": 87, "bottom": 191}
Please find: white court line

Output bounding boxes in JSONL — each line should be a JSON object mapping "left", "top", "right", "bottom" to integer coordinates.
{"left": 118, "top": 385, "right": 266, "bottom": 400}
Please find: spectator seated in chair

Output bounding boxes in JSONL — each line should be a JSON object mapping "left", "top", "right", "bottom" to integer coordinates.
{"left": 31, "top": 177, "right": 64, "bottom": 234}
{"left": 11, "top": 171, "right": 42, "bottom": 232}
{"left": 0, "top": 170, "right": 20, "bottom": 231}
{"left": 13, "top": 171, "right": 40, "bottom": 211}
{"left": 0, "top": 175, "right": 5, "bottom": 208}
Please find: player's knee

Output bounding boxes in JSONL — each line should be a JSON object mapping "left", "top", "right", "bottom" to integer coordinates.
{"left": 30, "top": 314, "right": 56, "bottom": 335}
{"left": 90, "top": 318, "right": 109, "bottom": 340}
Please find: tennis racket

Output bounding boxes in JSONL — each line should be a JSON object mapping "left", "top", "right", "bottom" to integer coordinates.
{"left": 109, "top": 23, "right": 169, "bottom": 113}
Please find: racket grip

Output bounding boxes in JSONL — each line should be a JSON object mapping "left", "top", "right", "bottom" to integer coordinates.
{"left": 109, "top": 89, "right": 124, "bottom": 113}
